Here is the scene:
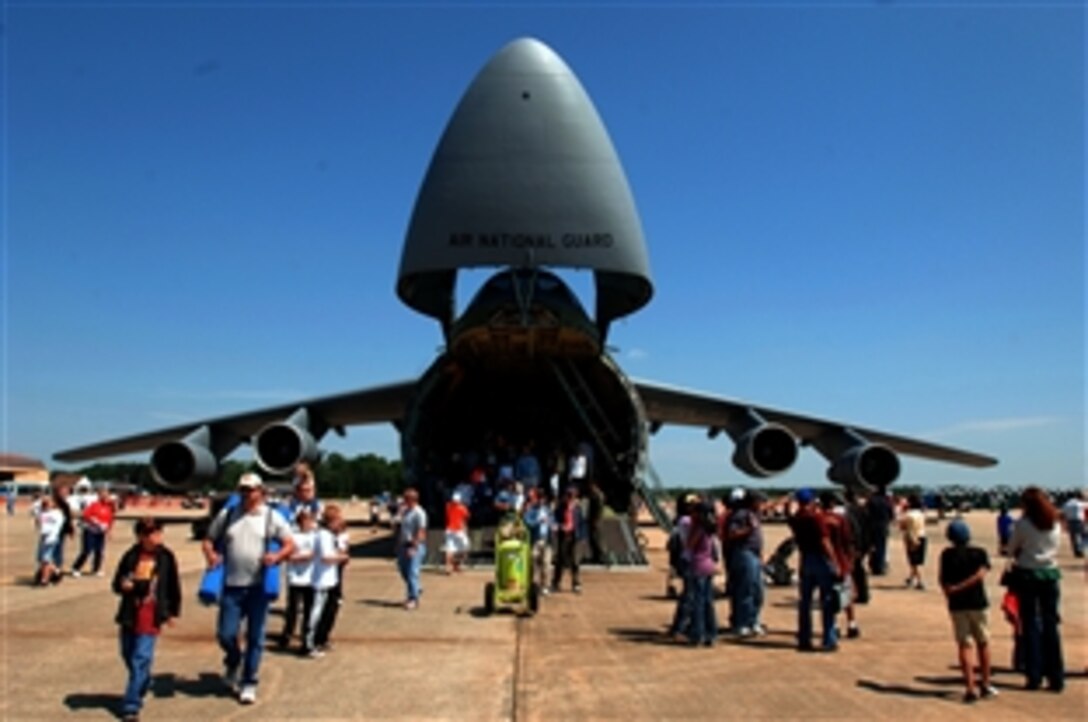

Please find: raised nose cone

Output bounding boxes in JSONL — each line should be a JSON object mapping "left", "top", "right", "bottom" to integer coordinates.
{"left": 397, "top": 38, "right": 653, "bottom": 333}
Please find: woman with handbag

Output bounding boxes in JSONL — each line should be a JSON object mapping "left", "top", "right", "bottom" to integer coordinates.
{"left": 1007, "top": 487, "right": 1064, "bottom": 692}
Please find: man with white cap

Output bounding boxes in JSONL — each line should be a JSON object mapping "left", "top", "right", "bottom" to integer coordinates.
{"left": 202, "top": 472, "right": 295, "bottom": 705}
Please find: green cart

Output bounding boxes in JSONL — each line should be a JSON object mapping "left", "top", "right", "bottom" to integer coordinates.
{"left": 484, "top": 513, "right": 541, "bottom": 616}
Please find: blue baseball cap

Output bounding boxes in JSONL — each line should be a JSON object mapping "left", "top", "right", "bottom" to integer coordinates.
{"left": 946, "top": 519, "right": 971, "bottom": 545}
{"left": 794, "top": 488, "right": 814, "bottom": 504}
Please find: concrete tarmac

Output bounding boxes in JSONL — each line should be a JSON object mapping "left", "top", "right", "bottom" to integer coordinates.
{"left": 1, "top": 503, "right": 1084, "bottom": 720}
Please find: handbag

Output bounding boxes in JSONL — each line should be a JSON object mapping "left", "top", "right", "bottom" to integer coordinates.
{"left": 197, "top": 563, "right": 225, "bottom": 606}
{"left": 197, "top": 494, "right": 241, "bottom": 606}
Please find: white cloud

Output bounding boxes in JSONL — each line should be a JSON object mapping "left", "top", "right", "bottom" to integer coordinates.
{"left": 626, "top": 348, "right": 649, "bottom": 360}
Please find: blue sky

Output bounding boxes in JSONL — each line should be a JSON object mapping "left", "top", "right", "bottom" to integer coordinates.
{"left": 3, "top": 1, "right": 1084, "bottom": 490}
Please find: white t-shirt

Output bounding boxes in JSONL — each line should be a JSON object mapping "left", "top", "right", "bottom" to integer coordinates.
{"left": 287, "top": 529, "right": 316, "bottom": 587}
{"left": 207, "top": 503, "right": 293, "bottom": 587}
{"left": 398, "top": 506, "right": 427, "bottom": 546}
{"left": 38, "top": 509, "right": 63, "bottom": 544}
{"left": 569, "top": 454, "right": 588, "bottom": 480}
{"left": 312, "top": 528, "right": 345, "bottom": 590}
{"left": 1009, "top": 517, "right": 1061, "bottom": 570}
{"left": 1061, "top": 497, "right": 1085, "bottom": 522}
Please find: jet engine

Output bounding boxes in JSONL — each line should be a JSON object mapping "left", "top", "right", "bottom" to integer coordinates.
{"left": 150, "top": 426, "right": 218, "bottom": 490}
{"left": 827, "top": 442, "right": 901, "bottom": 492}
{"left": 253, "top": 408, "right": 322, "bottom": 476}
{"left": 731, "top": 423, "right": 798, "bottom": 477}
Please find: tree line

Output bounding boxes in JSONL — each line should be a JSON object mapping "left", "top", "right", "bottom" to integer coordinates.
{"left": 63, "top": 452, "right": 404, "bottom": 498}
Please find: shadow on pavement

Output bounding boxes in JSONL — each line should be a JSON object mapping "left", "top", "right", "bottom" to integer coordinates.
{"left": 63, "top": 692, "right": 121, "bottom": 716}
{"left": 358, "top": 598, "right": 405, "bottom": 609}
{"left": 855, "top": 679, "right": 957, "bottom": 700}
{"left": 608, "top": 627, "right": 685, "bottom": 647}
{"left": 150, "top": 672, "right": 235, "bottom": 699}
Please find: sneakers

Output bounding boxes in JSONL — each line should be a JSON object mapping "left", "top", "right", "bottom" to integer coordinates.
{"left": 980, "top": 685, "right": 999, "bottom": 699}
{"left": 963, "top": 690, "right": 978, "bottom": 703}
{"left": 752, "top": 624, "right": 767, "bottom": 637}
{"left": 239, "top": 684, "right": 257, "bottom": 705}
{"left": 307, "top": 648, "right": 326, "bottom": 659}
{"left": 847, "top": 625, "right": 861, "bottom": 639}
{"left": 735, "top": 627, "right": 755, "bottom": 638}
{"left": 71, "top": 570, "right": 82, "bottom": 578}
{"left": 94, "top": 571, "right": 105, "bottom": 577}
{"left": 121, "top": 714, "right": 139, "bottom": 722}
{"left": 573, "top": 583, "right": 583, "bottom": 594}
{"left": 404, "top": 599, "right": 418, "bottom": 610}
{"left": 541, "top": 586, "right": 551, "bottom": 596}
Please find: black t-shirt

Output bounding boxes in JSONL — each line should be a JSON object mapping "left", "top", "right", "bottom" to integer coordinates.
{"left": 938, "top": 546, "right": 990, "bottom": 611}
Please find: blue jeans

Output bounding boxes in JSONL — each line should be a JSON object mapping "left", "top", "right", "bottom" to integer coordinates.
{"left": 73, "top": 529, "right": 106, "bottom": 573}
{"left": 688, "top": 574, "right": 718, "bottom": 644}
{"left": 669, "top": 567, "right": 692, "bottom": 636}
{"left": 1067, "top": 519, "right": 1084, "bottom": 558}
{"left": 1016, "top": 575, "right": 1064, "bottom": 690}
{"left": 217, "top": 585, "right": 270, "bottom": 686}
{"left": 119, "top": 630, "right": 157, "bottom": 715}
{"left": 397, "top": 544, "right": 426, "bottom": 601}
{"left": 868, "top": 529, "right": 889, "bottom": 575}
{"left": 799, "top": 554, "right": 838, "bottom": 649}
{"left": 730, "top": 548, "right": 764, "bottom": 630}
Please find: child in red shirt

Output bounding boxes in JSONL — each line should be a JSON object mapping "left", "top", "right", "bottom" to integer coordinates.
{"left": 112, "top": 518, "right": 181, "bottom": 722}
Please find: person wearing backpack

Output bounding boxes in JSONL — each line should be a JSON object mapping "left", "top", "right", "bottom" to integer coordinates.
{"left": 725, "top": 491, "right": 765, "bottom": 637}
{"left": 201, "top": 473, "right": 295, "bottom": 705}
{"left": 843, "top": 490, "right": 872, "bottom": 638}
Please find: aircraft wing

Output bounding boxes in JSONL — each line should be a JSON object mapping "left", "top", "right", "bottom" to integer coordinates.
{"left": 633, "top": 379, "right": 997, "bottom": 468}
{"left": 54, "top": 380, "right": 417, "bottom": 463}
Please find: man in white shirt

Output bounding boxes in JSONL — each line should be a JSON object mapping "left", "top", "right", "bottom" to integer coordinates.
{"left": 396, "top": 488, "right": 428, "bottom": 609}
{"left": 1060, "top": 491, "right": 1085, "bottom": 558}
{"left": 202, "top": 473, "right": 295, "bottom": 705}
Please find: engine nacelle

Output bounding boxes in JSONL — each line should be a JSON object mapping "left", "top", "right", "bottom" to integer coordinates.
{"left": 731, "top": 423, "right": 798, "bottom": 477}
{"left": 827, "top": 443, "right": 901, "bottom": 493}
{"left": 253, "top": 408, "right": 322, "bottom": 476}
{"left": 150, "top": 426, "right": 218, "bottom": 490}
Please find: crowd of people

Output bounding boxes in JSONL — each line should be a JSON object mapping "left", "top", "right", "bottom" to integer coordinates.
{"left": 14, "top": 466, "right": 1082, "bottom": 719}
{"left": 661, "top": 484, "right": 1077, "bottom": 705}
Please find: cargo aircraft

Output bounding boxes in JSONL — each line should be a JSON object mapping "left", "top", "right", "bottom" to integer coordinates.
{"left": 55, "top": 39, "right": 997, "bottom": 524}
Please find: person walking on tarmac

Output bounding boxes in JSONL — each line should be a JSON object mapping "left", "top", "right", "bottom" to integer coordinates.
{"left": 202, "top": 473, "right": 295, "bottom": 706}
{"left": 552, "top": 486, "right": 587, "bottom": 593}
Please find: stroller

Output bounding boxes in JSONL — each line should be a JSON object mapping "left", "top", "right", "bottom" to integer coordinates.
{"left": 483, "top": 513, "right": 540, "bottom": 616}
{"left": 763, "top": 537, "right": 796, "bottom": 586}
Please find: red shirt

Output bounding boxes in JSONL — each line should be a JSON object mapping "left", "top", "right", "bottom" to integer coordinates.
{"left": 445, "top": 501, "right": 469, "bottom": 532}
{"left": 82, "top": 500, "right": 115, "bottom": 533}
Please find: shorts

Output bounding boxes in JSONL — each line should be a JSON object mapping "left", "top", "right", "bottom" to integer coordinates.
{"left": 37, "top": 540, "right": 57, "bottom": 565}
{"left": 951, "top": 608, "right": 990, "bottom": 645}
{"left": 907, "top": 537, "right": 927, "bottom": 566}
{"left": 444, "top": 530, "right": 470, "bottom": 554}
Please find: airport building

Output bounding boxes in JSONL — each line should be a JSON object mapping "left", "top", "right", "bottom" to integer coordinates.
{"left": 0, "top": 453, "right": 51, "bottom": 496}
{"left": 0, "top": 453, "right": 49, "bottom": 484}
